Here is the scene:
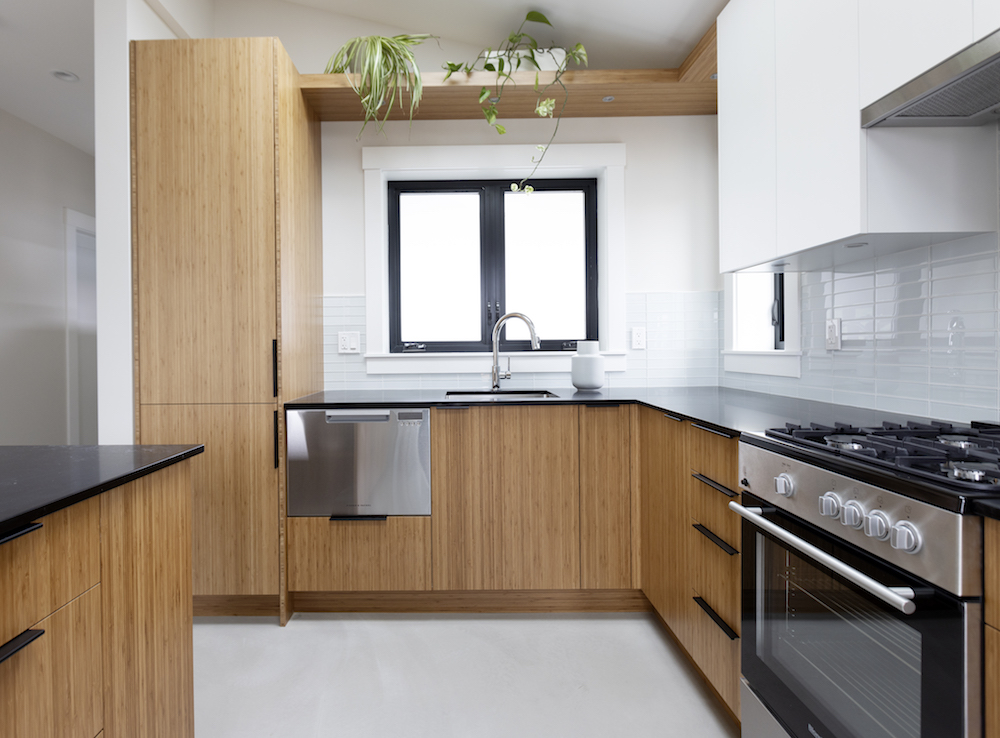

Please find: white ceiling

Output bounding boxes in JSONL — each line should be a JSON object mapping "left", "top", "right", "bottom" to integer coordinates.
{"left": 0, "top": 0, "right": 727, "bottom": 157}
{"left": 0, "top": 0, "right": 95, "bottom": 155}
{"left": 288, "top": 0, "right": 730, "bottom": 70}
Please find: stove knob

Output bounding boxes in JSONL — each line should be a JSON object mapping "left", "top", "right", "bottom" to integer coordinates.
{"left": 818, "top": 492, "right": 842, "bottom": 519}
{"left": 774, "top": 473, "right": 795, "bottom": 498}
{"left": 841, "top": 501, "right": 865, "bottom": 529}
{"left": 890, "top": 521, "right": 922, "bottom": 554}
{"left": 864, "top": 510, "right": 891, "bottom": 541}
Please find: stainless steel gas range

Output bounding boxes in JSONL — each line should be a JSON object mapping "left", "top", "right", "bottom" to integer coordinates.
{"left": 736, "top": 420, "right": 1000, "bottom": 738}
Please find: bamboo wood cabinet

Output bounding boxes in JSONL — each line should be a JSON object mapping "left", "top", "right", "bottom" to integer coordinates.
{"left": 0, "top": 459, "right": 196, "bottom": 738}
{"left": 986, "top": 516, "right": 999, "bottom": 738}
{"left": 639, "top": 405, "right": 741, "bottom": 718}
{"left": 131, "top": 37, "right": 323, "bottom": 618}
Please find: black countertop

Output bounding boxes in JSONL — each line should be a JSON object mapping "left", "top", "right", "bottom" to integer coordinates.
{"left": 0, "top": 445, "right": 204, "bottom": 538}
{"left": 286, "top": 386, "right": 935, "bottom": 435}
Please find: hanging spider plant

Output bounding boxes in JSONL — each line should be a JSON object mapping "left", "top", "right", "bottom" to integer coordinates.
{"left": 325, "top": 34, "right": 433, "bottom": 135}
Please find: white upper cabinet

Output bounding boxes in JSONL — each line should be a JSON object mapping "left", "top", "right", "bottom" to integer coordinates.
{"left": 859, "top": 0, "right": 974, "bottom": 109}
{"left": 717, "top": 0, "right": 778, "bottom": 272}
{"left": 975, "top": 0, "right": 1000, "bottom": 38}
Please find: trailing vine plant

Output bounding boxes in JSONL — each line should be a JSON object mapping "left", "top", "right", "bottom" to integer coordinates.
{"left": 443, "top": 11, "right": 587, "bottom": 191}
{"left": 326, "top": 33, "right": 434, "bottom": 135}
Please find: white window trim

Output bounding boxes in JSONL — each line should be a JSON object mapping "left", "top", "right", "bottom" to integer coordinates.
{"left": 722, "top": 272, "right": 802, "bottom": 378}
{"left": 362, "top": 143, "right": 627, "bottom": 374}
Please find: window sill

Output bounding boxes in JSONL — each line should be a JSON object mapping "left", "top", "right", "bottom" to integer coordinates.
{"left": 722, "top": 350, "right": 802, "bottom": 378}
{"left": 365, "top": 351, "right": 627, "bottom": 375}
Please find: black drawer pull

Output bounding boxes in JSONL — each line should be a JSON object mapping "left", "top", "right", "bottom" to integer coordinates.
{"left": 0, "top": 629, "right": 44, "bottom": 667}
{"left": 692, "top": 473, "right": 738, "bottom": 498}
{"left": 691, "top": 422, "right": 738, "bottom": 439}
{"left": 693, "top": 524, "right": 739, "bottom": 556}
{"left": 0, "top": 522, "right": 43, "bottom": 547}
{"left": 273, "top": 410, "right": 280, "bottom": 469}
{"left": 693, "top": 597, "right": 738, "bottom": 641}
{"left": 272, "top": 339, "right": 279, "bottom": 398}
{"left": 329, "top": 515, "right": 388, "bottom": 521}
{"left": 664, "top": 413, "right": 684, "bottom": 422}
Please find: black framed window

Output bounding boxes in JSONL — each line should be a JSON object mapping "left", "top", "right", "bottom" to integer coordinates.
{"left": 388, "top": 179, "right": 598, "bottom": 353}
{"left": 773, "top": 273, "right": 785, "bottom": 349}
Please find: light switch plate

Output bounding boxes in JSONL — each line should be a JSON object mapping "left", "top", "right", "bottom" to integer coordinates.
{"left": 338, "top": 331, "right": 361, "bottom": 354}
{"left": 632, "top": 327, "right": 646, "bottom": 350}
{"left": 825, "top": 318, "right": 841, "bottom": 351}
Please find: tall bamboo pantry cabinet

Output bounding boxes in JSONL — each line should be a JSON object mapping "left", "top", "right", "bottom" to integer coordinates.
{"left": 131, "top": 37, "right": 323, "bottom": 621}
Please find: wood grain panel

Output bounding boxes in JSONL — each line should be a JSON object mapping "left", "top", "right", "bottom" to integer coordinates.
{"left": 691, "top": 525, "right": 741, "bottom": 637}
{"left": 300, "top": 69, "right": 717, "bottom": 120}
{"left": 291, "top": 589, "right": 652, "bottom": 613}
{"left": 987, "top": 517, "right": 1000, "bottom": 627}
{"left": 0, "top": 586, "right": 103, "bottom": 738}
{"left": 288, "top": 517, "right": 432, "bottom": 591}
{"left": 132, "top": 38, "right": 277, "bottom": 404}
{"left": 629, "top": 405, "right": 642, "bottom": 588}
{"left": 193, "top": 595, "right": 280, "bottom": 616}
{"left": 684, "top": 593, "right": 741, "bottom": 717}
{"left": 680, "top": 22, "right": 718, "bottom": 83}
{"left": 688, "top": 421, "right": 739, "bottom": 488}
{"left": 690, "top": 470, "right": 741, "bottom": 549}
{"left": 0, "top": 497, "right": 99, "bottom": 646}
{"left": 579, "top": 404, "right": 632, "bottom": 589}
{"left": 431, "top": 406, "right": 498, "bottom": 590}
{"left": 988, "top": 624, "right": 1000, "bottom": 738}
{"left": 497, "top": 405, "right": 580, "bottom": 590}
{"left": 140, "top": 403, "right": 279, "bottom": 595}
{"left": 101, "top": 459, "right": 194, "bottom": 738}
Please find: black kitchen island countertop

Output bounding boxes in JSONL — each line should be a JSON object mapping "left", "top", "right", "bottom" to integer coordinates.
{"left": 0, "top": 444, "right": 204, "bottom": 538}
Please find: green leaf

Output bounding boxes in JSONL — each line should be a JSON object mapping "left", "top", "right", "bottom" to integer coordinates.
{"left": 478, "top": 87, "right": 491, "bottom": 103}
{"left": 525, "top": 11, "right": 552, "bottom": 26}
{"left": 485, "top": 108, "right": 497, "bottom": 125}
{"left": 484, "top": 62, "right": 496, "bottom": 72}
{"left": 495, "top": 124, "right": 507, "bottom": 134}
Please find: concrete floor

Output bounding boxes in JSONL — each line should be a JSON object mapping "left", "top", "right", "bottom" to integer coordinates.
{"left": 193, "top": 612, "right": 741, "bottom": 738}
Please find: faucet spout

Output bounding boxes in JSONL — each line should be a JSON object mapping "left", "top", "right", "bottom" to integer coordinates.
{"left": 491, "top": 312, "right": 541, "bottom": 391}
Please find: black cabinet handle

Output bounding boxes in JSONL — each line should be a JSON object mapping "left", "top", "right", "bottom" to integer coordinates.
{"left": 0, "top": 522, "right": 42, "bottom": 547}
{"left": 272, "top": 340, "right": 278, "bottom": 398}
{"left": 273, "top": 411, "right": 279, "bottom": 469}
{"left": 693, "top": 524, "right": 739, "bottom": 556}
{"left": 691, "top": 422, "right": 738, "bottom": 439}
{"left": 692, "top": 473, "right": 738, "bottom": 498}
{"left": 664, "top": 413, "right": 684, "bottom": 422}
{"left": 329, "top": 515, "right": 388, "bottom": 521}
{"left": 693, "top": 597, "right": 738, "bottom": 641}
{"left": 0, "top": 629, "right": 44, "bottom": 667}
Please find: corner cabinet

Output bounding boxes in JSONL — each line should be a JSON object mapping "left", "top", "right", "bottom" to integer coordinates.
{"left": 717, "top": 0, "right": 998, "bottom": 273}
{"left": 131, "top": 38, "right": 323, "bottom": 620}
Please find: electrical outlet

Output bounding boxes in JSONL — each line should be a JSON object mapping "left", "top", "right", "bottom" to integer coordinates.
{"left": 338, "top": 331, "right": 361, "bottom": 354}
{"left": 825, "top": 318, "right": 842, "bottom": 351}
{"left": 632, "top": 327, "right": 646, "bottom": 350}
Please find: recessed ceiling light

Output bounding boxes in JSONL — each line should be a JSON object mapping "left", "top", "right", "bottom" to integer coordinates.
{"left": 602, "top": 96, "right": 615, "bottom": 103}
{"left": 51, "top": 70, "right": 79, "bottom": 83}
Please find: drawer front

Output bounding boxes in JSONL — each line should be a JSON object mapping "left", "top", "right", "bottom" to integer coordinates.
{"left": 0, "top": 585, "right": 103, "bottom": 738}
{"left": 688, "top": 422, "right": 739, "bottom": 487}
{"left": 686, "top": 591, "right": 741, "bottom": 716}
{"left": 0, "top": 497, "right": 100, "bottom": 645}
{"left": 690, "top": 473, "right": 741, "bottom": 548}
{"left": 690, "top": 525, "right": 741, "bottom": 636}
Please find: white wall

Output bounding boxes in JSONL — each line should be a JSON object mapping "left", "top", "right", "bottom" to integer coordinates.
{"left": 323, "top": 115, "right": 721, "bottom": 296}
{"left": 0, "top": 107, "right": 95, "bottom": 443}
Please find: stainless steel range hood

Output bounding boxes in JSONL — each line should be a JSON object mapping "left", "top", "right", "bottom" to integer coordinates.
{"left": 862, "top": 28, "right": 1000, "bottom": 128}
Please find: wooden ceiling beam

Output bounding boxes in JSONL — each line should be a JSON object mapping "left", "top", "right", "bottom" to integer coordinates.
{"left": 678, "top": 21, "right": 718, "bottom": 83}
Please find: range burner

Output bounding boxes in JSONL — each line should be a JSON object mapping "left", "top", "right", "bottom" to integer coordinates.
{"left": 944, "top": 460, "right": 1000, "bottom": 484}
{"left": 937, "top": 435, "right": 984, "bottom": 449}
{"left": 824, "top": 434, "right": 868, "bottom": 450}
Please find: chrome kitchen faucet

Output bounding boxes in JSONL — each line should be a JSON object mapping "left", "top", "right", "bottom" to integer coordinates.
{"left": 491, "top": 312, "right": 541, "bottom": 391}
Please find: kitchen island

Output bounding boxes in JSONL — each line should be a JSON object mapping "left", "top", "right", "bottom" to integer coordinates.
{"left": 0, "top": 444, "right": 202, "bottom": 738}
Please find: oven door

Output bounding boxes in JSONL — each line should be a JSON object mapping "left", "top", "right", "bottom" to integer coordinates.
{"left": 736, "top": 493, "right": 980, "bottom": 738}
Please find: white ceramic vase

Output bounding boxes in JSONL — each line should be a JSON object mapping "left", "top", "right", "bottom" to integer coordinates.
{"left": 571, "top": 341, "right": 605, "bottom": 390}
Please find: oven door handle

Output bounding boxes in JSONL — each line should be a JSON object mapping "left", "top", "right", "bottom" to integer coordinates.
{"left": 729, "top": 502, "right": 917, "bottom": 615}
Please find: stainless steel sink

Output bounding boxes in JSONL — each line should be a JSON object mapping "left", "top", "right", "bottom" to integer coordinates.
{"left": 444, "top": 390, "right": 558, "bottom": 402}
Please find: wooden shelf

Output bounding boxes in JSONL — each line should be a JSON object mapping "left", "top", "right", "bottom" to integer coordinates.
{"left": 299, "top": 68, "right": 717, "bottom": 121}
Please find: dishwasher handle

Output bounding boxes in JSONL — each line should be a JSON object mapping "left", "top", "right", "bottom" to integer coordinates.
{"left": 729, "top": 501, "right": 917, "bottom": 615}
{"left": 324, "top": 410, "right": 391, "bottom": 423}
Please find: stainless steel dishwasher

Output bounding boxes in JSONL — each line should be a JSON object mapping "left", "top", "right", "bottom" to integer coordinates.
{"left": 286, "top": 408, "right": 431, "bottom": 518}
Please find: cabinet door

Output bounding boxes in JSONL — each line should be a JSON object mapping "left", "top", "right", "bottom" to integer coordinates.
{"left": 579, "top": 404, "right": 632, "bottom": 589}
{"left": 139, "top": 403, "right": 279, "bottom": 595}
{"left": 133, "top": 38, "right": 278, "bottom": 404}
{"left": 860, "top": 0, "right": 974, "bottom": 108}
{"left": 0, "top": 587, "right": 103, "bottom": 738}
{"left": 431, "top": 406, "right": 498, "bottom": 590}
{"left": 988, "top": 624, "right": 1000, "bottom": 738}
{"left": 986, "top": 516, "right": 1000, "bottom": 627}
{"left": 497, "top": 405, "right": 580, "bottom": 590}
{"left": 774, "top": 0, "right": 863, "bottom": 256}
{"left": 717, "top": 0, "right": 778, "bottom": 272}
